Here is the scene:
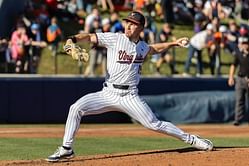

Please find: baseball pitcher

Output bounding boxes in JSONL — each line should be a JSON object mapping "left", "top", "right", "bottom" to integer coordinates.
{"left": 46, "top": 11, "right": 213, "bottom": 162}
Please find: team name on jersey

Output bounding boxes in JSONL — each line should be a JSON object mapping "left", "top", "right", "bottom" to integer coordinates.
{"left": 117, "top": 50, "right": 134, "bottom": 64}
{"left": 117, "top": 50, "right": 144, "bottom": 64}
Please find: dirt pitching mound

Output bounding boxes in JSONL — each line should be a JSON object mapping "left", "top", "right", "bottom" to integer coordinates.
{"left": 3, "top": 148, "right": 249, "bottom": 166}
{"left": 1, "top": 124, "right": 249, "bottom": 166}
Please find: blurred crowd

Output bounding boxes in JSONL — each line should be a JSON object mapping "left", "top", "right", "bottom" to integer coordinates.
{"left": 0, "top": 0, "right": 248, "bottom": 76}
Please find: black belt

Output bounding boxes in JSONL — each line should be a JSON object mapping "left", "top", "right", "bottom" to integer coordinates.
{"left": 238, "top": 73, "right": 249, "bottom": 78}
{"left": 104, "top": 83, "right": 129, "bottom": 90}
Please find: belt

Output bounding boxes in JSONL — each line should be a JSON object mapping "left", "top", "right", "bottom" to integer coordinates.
{"left": 238, "top": 74, "right": 249, "bottom": 78}
{"left": 238, "top": 72, "right": 249, "bottom": 78}
{"left": 103, "top": 83, "right": 129, "bottom": 90}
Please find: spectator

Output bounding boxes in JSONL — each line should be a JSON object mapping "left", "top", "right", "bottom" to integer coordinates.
{"left": 145, "top": 13, "right": 157, "bottom": 37}
{"left": 82, "top": 0, "right": 97, "bottom": 14}
{"left": 239, "top": 24, "right": 249, "bottom": 37}
{"left": 225, "top": 20, "right": 240, "bottom": 55}
{"left": 211, "top": 16, "right": 220, "bottom": 33}
{"left": 66, "top": 0, "right": 86, "bottom": 20}
{"left": 183, "top": 23, "right": 214, "bottom": 76}
{"left": 241, "top": 0, "right": 249, "bottom": 20}
{"left": 203, "top": 0, "right": 223, "bottom": 20}
{"left": 228, "top": 36, "right": 249, "bottom": 126}
{"left": 28, "top": 23, "right": 47, "bottom": 73}
{"left": 219, "top": 0, "right": 233, "bottom": 19}
{"left": 144, "top": 0, "right": 157, "bottom": 17}
{"left": 193, "top": 0, "right": 204, "bottom": 15}
{"left": 0, "top": 38, "right": 11, "bottom": 73}
{"left": 10, "top": 22, "right": 30, "bottom": 73}
{"left": 46, "top": 17, "right": 62, "bottom": 57}
{"left": 140, "top": 14, "right": 157, "bottom": 44}
{"left": 194, "top": 12, "right": 208, "bottom": 33}
{"left": 155, "top": 23, "right": 178, "bottom": 75}
{"left": 75, "top": 0, "right": 86, "bottom": 18}
{"left": 67, "top": 0, "right": 79, "bottom": 19}
{"left": 154, "top": 1, "right": 163, "bottom": 19}
{"left": 99, "top": 0, "right": 114, "bottom": 13}
{"left": 84, "top": 17, "right": 103, "bottom": 77}
{"left": 36, "top": 4, "right": 50, "bottom": 35}
{"left": 84, "top": 8, "right": 101, "bottom": 33}
{"left": 206, "top": 24, "right": 227, "bottom": 76}
{"left": 234, "top": 0, "right": 243, "bottom": 19}
{"left": 133, "top": 0, "right": 145, "bottom": 10}
{"left": 193, "top": 0, "right": 208, "bottom": 33}
{"left": 161, "top": 0, "right": 174, "bottom": 23}
{"left": 110, "top": 12, "right": 124, "bottom": 33}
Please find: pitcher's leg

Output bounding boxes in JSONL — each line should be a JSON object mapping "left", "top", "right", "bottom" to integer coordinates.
{"left": 47, "top": 89, "right": 121, "bottom": 162}
{"left": 120, "top": 94, "right": 213, "bottom": 151}
{"left": 63, "top": 90, "right": 116, "bottom": 148}
{"left": 62, "top": 103, "right": 83, "bottom": 148}
{"left": 120, "top": 94, "right": 190, "bottom": 142}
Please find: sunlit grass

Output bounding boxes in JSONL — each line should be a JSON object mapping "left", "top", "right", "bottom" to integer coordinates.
{"left": 1, "top": 137, "right": 248, "bottom": 160}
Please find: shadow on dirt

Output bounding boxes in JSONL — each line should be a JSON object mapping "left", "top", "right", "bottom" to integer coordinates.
{"left": 213, "top": 146, "right": 249, "bottom": 151}
{"left": 62, "top": 147, "right": 217, "bottom": 163}
{"left": 64, "top": 146, "right": 249, "bottom": 164}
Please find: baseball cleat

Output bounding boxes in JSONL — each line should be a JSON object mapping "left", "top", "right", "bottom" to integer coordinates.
{"left": 46, "top": 146, "right": 75, "bottom": 162}
{"left": 190, "top": 135, "right": 213, "bottom": 151}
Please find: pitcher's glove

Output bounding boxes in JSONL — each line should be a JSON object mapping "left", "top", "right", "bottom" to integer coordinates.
{"left": 63, "top": 39, "right": 89, "bottom": 62}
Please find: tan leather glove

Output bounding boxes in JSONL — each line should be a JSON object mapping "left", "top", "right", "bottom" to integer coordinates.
{"left": 63, "top": 39, "right": 89, "bottom": 62}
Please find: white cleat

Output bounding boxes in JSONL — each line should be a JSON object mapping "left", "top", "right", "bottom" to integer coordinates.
{"left": 46, "top": 146, "right": 75, "bottom": 162}
{"left": 190, "top": 135, "right": 213, "bottom": 151}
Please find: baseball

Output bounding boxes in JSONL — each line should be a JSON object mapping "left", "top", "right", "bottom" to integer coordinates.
{"left": 181, "top": 39, "right": 189, "bottom": 47}
{"left": 182, "top": 39, "right": 188, "bottom": 45}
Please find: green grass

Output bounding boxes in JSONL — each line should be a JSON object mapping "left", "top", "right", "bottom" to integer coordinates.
{"left": 38, "top": 46, "right": 80, "bottom": 74}
{"left": 37, "top": 13, "right": 234, "bottom": 76}
{"left": 0, "top": 137, "right": 249, "bottom": 160}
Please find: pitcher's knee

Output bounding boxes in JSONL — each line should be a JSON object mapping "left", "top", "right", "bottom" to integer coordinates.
{"left": 144, "top": 120, "right": 163, "bottom": 131}
{"left": 68, "top": 103, "right": 84, "bottom": 118}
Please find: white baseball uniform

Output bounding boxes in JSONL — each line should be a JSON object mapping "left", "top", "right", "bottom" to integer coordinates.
{"left": 62, "top": 32, "right": 193, "bottom": 148}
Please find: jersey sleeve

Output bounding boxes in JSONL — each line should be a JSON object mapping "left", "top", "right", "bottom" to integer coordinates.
{"left": 233, "top": 53, "right": 239, "bottom": 67}
{"left": 135, "top": 41, "right": 151, "bottom": 59}
{"left": 142, "top": 41, "right": 151, "bottom": 57}
{"left": 232, "top": 47, "right": 240, "bottom": 66}
{"left": 96, "top": 32, "right": 118, "bottom": 48}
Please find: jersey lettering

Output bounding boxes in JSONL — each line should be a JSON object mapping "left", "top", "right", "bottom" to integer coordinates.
{"left": 117, "top": 50, "right": 134, "bottom": 64}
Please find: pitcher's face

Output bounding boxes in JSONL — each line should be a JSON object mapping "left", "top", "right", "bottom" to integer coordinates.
{"left": 124, "top": 21, "right": 143, "bottom": 39}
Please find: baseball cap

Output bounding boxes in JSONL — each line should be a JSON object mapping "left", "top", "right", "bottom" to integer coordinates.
{"left": 31, "top": 23, "right": 40, "bottom": 30}
{"left": 219, "top": 25, "right": 227, "bottom": 33}
{"left": 206, "top": 23, "right": 213, "bottom": 30}
{"left": 123, "top": 11, "right": 145, "bottom": 27}
{"left": 102, "top": 18, "right": 110, "bottom": 26}
{"left": 239, "top": 26, "right": 248, "bottom": 36}
{"left": 238, "top": 36, "right": 249, "bottom": 44}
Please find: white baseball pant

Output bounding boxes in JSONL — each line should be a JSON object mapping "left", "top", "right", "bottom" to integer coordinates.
{"left": 62, "top": 85, "right": 192, "bottom": 147}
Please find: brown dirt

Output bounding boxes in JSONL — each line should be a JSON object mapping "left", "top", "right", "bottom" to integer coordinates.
{"left": 1, "top": 124, "right": 249, "bottom": 166}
